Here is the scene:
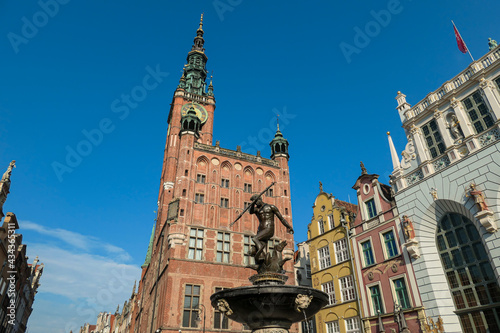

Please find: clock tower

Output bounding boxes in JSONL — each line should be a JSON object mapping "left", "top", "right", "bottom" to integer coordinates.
{"left": 133, "top": 15, "right": 295, "bottom": 333}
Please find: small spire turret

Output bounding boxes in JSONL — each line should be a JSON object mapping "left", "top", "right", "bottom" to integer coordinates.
{"left": 270, "top": 119, "right": 289, "bottom": 160}
{"left": 387, "top": 132, "right": 401, "bottom": 171}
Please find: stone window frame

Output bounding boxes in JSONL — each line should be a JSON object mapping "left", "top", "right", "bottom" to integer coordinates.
{"left": 344, "top": 316, "right": 360, "bottom": 333}
{"left": 366, "top": 281, "right": 385, "bottom": 316}
{"left": 182, "top": 284, "right": 201, "bottom": 328}
{"left": 325, "top": 320, "right": 340, "bottom": 333}
{"left": 243, "top": 235, "right": 255, "bottom": 266}
{"left": 365, "top": 198, "right": 377, "bottom": 219}
{"left": 328, "top": 214, "right": 334, "bottom": 230}
{"left": 321, "top": 280, "right": 337, "bottom": 306}
{"left": 339, "top": 275, "right": 356, "bottom": 302}
{"left": 244, "top": 183, "right": 252, "bottom": 193}
{"left": 421, "top": 118, "right": 446, "bottom": 159}
{"left": 220, "top": 197, "right": 229, "bottom": 208}
{"left": 318, "top": 218, "right": 325, "bottom": 235}
{"left": 221, "top": 178, "right": 230, "bottom": 188}
{"left": 379, "top": 227, "right": 399, "bottom": 260}
{"left": 195, "top": 193, "right": 205, "bottom": 204}
{"left": 462, "top": 90, "right": 495, "bottom": 134}
{"left": 360, "top": 238, "right": 375, "bottom": 267}
{"left": 390, "top": 274, "right": 412, "bottom": 309}
{"left": 334, "top": 238, "right": 349, "bottom": 264}
{"left": 318, "top": 245, "right": 331, "bottom": 270}
{"left": 196, "top": 173, "right": 206, "bottom": 184}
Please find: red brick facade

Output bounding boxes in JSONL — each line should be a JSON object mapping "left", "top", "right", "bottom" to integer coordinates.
{"left": 132, "top": 23, "right": 294, "bottom": 333}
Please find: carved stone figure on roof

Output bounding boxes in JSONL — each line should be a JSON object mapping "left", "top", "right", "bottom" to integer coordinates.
{"left": 489, "top": 38, "right": 498, "bottom": 51}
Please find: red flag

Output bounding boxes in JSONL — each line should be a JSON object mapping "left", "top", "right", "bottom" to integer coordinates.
{"left": 453, "top": 22, "right": 468, "bottom": 54}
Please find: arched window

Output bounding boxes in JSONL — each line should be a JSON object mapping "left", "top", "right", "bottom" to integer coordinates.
{"left": 437, "top": 212, "right": 500, "bottom": 332}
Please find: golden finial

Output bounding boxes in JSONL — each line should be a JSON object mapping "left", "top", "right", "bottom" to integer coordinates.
{"left": 277, "top": 114, "right": 280, "bottom": 131}
{"left": 387, "top": 131, "right": 391, "bottom": 135}
{"left": 199, "top": 13, "right": 204, "bottom": 30}
{"left": 397, "top": 91, "right": 401, "bottom": 94}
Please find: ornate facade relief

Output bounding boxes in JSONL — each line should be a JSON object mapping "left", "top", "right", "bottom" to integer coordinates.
{"left": 466, "top": 182, "right": 497, "bottom": 233}
{"left": 400, "top": 140, "right": 417, "bottom": 170}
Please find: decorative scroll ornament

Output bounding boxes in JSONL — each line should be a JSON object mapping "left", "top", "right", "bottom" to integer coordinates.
{"left": 295, "top": 294, "right": 313, "bottom": 312}
{"left": 217, "top": 299, "right": 233, "bottom": 316}
{"left": 400, "top": 140, "right": 416, "bottom": 170}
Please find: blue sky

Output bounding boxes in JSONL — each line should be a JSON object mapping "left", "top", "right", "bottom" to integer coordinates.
{"left": 0, "top": 0, "right": 498, "bottom": 332}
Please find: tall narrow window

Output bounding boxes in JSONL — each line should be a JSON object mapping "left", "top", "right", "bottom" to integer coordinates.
{"left": 188, "top": 228, "right": 204, "bottom": 260}
{"left": 422, "top": 119, "right": 446, "bottom": 158}
{"left": 328, "top": 214, "right": 334, "bottom": 229}
{"left": 244, "top": 183, "right": 252, "bottom": 193}
{"left": 216, "top": 232, "right": 230, "bottom": 263}
{"left": 243, "top": 235, "right": 255, "bottom": 266}
{"left": 362, "top": 241, "right": 375, "bottom": 266}
{"left": 266, "top": 188, "right": 273, "bottom": 197}
{"left": 318, "top": 246, "right": 331, "bottom": 270}
{"left": 463, "top": 91, "right": 495, "bottom": 134}
{"left": 438, "top": 212, "right": 500, "bottom": 331}
{"left": 306, "top": 264, "right": 311, "bottom": 278}
{"left": 214, "top": 287, "right": 229, "bottom": 329}
{"left": 196, "top": 174, "right": 206, "bottom": 184}
{"left": 345, "top": 317, "right": 360, "bottom": 333}
{"left": 370, "top": 285, "right": 384, "bottom": 314}
{"left": 322, "top": 281, "right": 336, "bottom": 305}
{"left": 221, "top": 178, "right": 230, "bottom": 188}
{"left": 326, "top": 321, "right": 340, "bottom": 333}
{"left": 220, "top": 198, "right": 229, "bottom": 208}
{"left": 365, "top": 199, "right": 377, "bottom": 219}
{"left": 334, "top": 238, "right": 349, "bottom": 263}
{"left": 195, "top": 193, "right": 204, "bottom": 204}
{"left": 318, "top": 219, "right": 325, "bottom": 235}
{"left": 383, "top": 230, "right": 398, "bottom": 258}
{"left": 182, "top": 284, "right": 200, "bottom": 327}
{"left": 340, "top": 275, "right": 356, "bottom": 302}
{"left": 393, "top": 278, "right": 410, "bottom": 309}
{"left": 303, "top": 319, "right": 316, "bottom": 333}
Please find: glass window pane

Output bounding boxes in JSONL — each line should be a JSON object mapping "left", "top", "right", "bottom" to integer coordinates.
{"left": 446, "top": 232, "right": 457, "bottom": 247}
{"left": 456, "top": 228, "right": 468, "bottom": 243}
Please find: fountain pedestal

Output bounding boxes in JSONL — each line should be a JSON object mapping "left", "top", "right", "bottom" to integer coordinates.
{"left": 210, "top": 272, "right": 328, "bottom": 333}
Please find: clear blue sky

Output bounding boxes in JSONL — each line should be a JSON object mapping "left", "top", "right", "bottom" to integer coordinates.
{"left": 0, "top": 1, "right": 498, "bottom": 332}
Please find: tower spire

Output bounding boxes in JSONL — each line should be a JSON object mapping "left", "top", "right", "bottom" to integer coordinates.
{"left": 178, "top": 14, "right": 209, "bottom": 96}
{"left": 387, "top": 132, "right": 401, "bottom": 170}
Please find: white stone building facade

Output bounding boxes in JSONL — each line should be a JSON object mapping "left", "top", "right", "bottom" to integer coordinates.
{"left": 389, "top": 45, "right": 500, "bottom": 332}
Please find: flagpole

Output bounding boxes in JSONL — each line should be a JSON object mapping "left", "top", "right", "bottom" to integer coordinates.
{"left": 452, "top": 20, "right": 474, "bottom": 62}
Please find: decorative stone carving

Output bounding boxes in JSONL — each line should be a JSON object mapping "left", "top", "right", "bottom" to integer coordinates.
{"left": 405, "top": 239, "right": 420, "bottom": 259}
{"left": 294, "top": 294, "right": 313, "bottom": 312}
{"left": 167, "top": 233, "right": 186, "bottom": 247}
{"left": 475, "top": 210, "right": 496, "bottom": 233}
{"left": 450, "top": 97, "right": 460, "bottom": 109}
{"left": 368, "top": 272, "right": 374, "bottom": 280}
{"left": 402, "top": 215, "right": 415, "bottom": 241}
{"left": 446, "top": 113, "right": 464, "bottom": 143}
{"left": 400, "top": 141, "right": 416, "bottom": 170}
{"left": 466, "top": 183, "right": 497, "bottom": 233}
{"left": 425, "top": 316, "right": 444, "bottom": 333}
{"left": 217, "top": 299, "right": 233, "bottom": 316}
{"left": 391, "top": 263, "right": 398, "bottom": 273}
{"left": 163, "top": 182, "right": 174, "bottom": 190}
{"left": 0, "top": 160, "right": 15, "bottom": 219}
{"left": 466, "top": 183, "right": 489, "bottom": 211}
{"left": 478, "top": 128, "right": 500, "bottom": 147}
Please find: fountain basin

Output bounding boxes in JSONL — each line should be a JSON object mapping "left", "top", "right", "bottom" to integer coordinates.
{"left": 210, "top": 285, "right": 328, "bottom": 330}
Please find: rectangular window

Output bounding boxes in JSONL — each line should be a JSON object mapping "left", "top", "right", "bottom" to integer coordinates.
{"left": 220, "top": 198, "right": 229, "bottom": 208}
{"left": 326, "top": 321, "right": 339, "bottom": 333}
{"left": 422, "top": 119, "right": 446, "bottom": 158}
{"left": 318, "top": 246, "right": 331, "bottom": 270}
{"left": 244, "top": 235, "right": 255, "bottom": 266}
{"left": 196, "top": 174, "right": 206, "bottom": 184}
{"left": 335, "top": 238, "right": 349, "bottom": 264}
{"left": 244, "top": 183, "right": 252, "bottom": 193}
{"left": 303, "top": 319, "right": 316, "bottom": 333}
{"left": 182, "top": 284, "right": 200, "bottom": 328}
{"left": 366, "top": 199, "right": 377, "bottom": 219}
{"left": 244, "top": 202, "right": 251, "bottom": 209}
{"left": 266, "top": 188, "right": 273, "bottom": 197}
{"left": 328, "top": 214, "right": 334, "bottom": 229}
{"left": 318, "top": 219, "right": 325, "bottom": 235}
{"left": 221, "top": 178, "right": 230, "bottom": 188}
{"left": 306, "top": 264, "right": 311, "bottom": 278}
{"left": 362, "top": 241, "right": 375, "bottom": 266}
{"left": 195, "top": 193, "right": 205, "bottom": 204}
{"left": 345, "top": 317, "right": 360, "bottom": 333}
{"left": 214, "top": 287, "right": 229, "bottom": 329}
{"left": 393, "top": 278, "right": 410, "bottom": 309}
{"left": 370, "top": 285, "right": 384, "bottom": 314}
{"left": 322, "top": 281, "right": 336, "bottom": 305}
{"left": 463, "top": 91, "right": 495, "bottom": 134}
{"left": 188, "top": 228, "right": 204, "bottom": 260}
{"left": 216, "top": 232, "right": 230, "bottom": 263}
{"left": 383, "top": 231, "right": 398, "bottom": 258}
{"left": 340, "top": 275, "right": 356, "bottom": 302}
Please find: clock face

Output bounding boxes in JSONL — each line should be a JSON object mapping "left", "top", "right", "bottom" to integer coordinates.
{"left": 181, "top": 102, "right": 208, "bottom": 124}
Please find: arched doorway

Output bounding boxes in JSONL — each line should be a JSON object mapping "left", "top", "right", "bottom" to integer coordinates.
{"left": 437, "top": 212, "right": 500, "bottom": 332}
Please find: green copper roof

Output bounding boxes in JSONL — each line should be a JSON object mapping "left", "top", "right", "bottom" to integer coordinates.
{"left": 141, "top": 224, "right": 155, "bottom": 268}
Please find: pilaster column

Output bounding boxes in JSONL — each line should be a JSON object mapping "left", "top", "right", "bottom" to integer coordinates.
{"left": 409, "top": 124, "right": 429, "bottom": 163}
{"left": 433, "top": 110, "right": 454, "bottom": 147}
{"left": 479, "top": 78, "right": 500, "bottom": 120}
{"left": 450, "top": 97, "right": 475, "bottom": 138}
